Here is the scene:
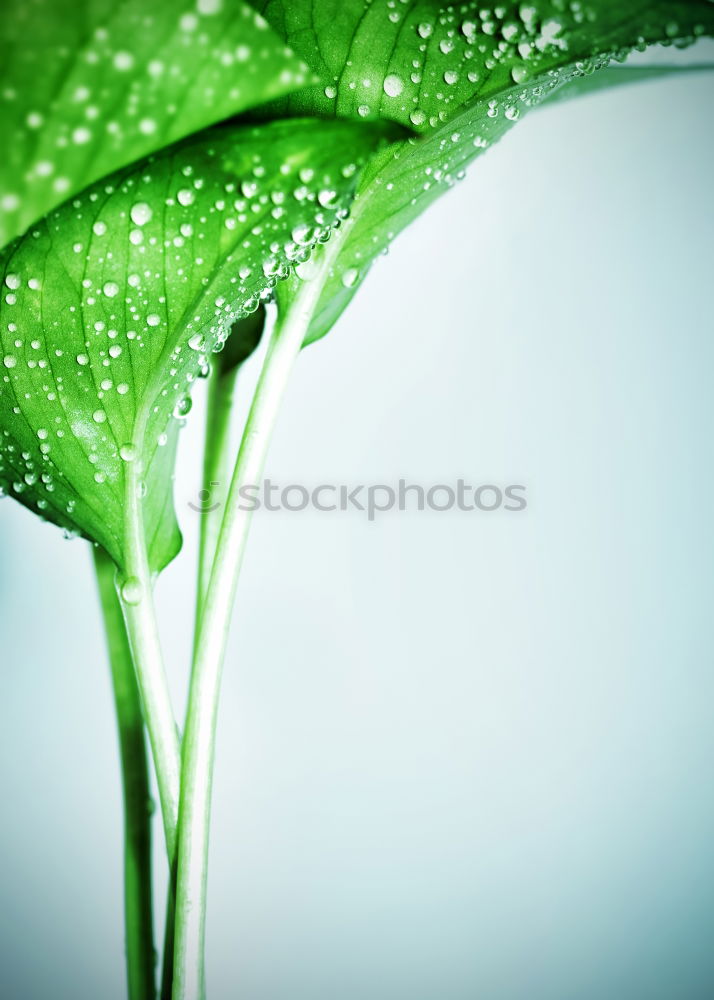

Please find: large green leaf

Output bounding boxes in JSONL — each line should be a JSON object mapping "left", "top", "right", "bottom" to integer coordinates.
{"left": 0, "top": 0, "right": 314, "bottom": 247}
{"left": 0, "top": 117, "right": 392, "bottom": 570}
{"left": 249, "top": 0, "right": 714, "bottom": 342}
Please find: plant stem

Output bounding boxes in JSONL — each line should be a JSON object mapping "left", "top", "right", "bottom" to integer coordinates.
{"left": 160, "top": 884, "right": 177, "bottom": 1000}
{"left": 121, "top": 456, "right": 181, "bottom": 863}
{"left": 194, "top": 306, "right": 266, "bottom": 641}
{"left": 194, "top": 363, "right": 241, "bottom": 640}
{"left": 161, "top": 340, "right": 242, "bottom": 1000}
{"left": 94, "top": 545, "right": 156, "bottom": 1000}
{"left": 172, "top": 236, "right": 345, "bottom": 1000}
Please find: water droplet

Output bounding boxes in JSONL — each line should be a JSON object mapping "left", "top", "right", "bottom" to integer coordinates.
{"left": 120, "top": 443, "right": 137, "bottom": 462}
{"left": 177, "top": 188, "right": 195, "bottom": 207}
{"left": 292, "top": 223, "right": 315, "bottom": 246}
{"left": 318, "top": 189, "right": 337, "bottom": 208}
{"left": 113, "top": 51, "right": 134, "bottom": 71}
{"left": 174, "top": 397, "right": 192, "bottom": 418}
{"left": 4, "top": 274, "right": 20, "bottom": 290}
{"left": 3, "top": 355, "right": 17, "bottom": 369}
{"left": 383, "top": 74, "right": 404, "bottom": 98}
{"left": 180, "top": 12, "right": 198, "bottom": 31}
{"left": 130, "top": 202, "right": 153, "bottom": 226}
{"left": 103, "top": 281, "right": 119, "bottom": 298}
{"left": 341, "top": 268, "right": 359, "bottom": 289}
{"left": 121, "top": 577, "right": 142, "bottom": 605}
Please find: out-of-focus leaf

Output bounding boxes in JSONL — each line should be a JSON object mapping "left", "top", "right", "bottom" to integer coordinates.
{"left": 0, "top": 0, "right": 314, "bottom": 246}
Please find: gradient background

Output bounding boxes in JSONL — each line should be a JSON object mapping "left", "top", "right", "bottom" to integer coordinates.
{"left": 1, "top": 53, "right": 713, "bottom": 1000}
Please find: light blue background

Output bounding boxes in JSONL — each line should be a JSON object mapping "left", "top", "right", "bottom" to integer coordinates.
{"left": 1, "top": 57, "right": 713, "bottom": 1000}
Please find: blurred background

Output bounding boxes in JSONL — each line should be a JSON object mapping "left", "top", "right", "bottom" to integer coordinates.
{"left": 1, "top": 53, "right": 713, "bottom": 1000}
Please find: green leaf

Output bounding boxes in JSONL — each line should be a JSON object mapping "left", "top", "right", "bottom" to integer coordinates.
{"left": 0, "top": 0, "right": 315, "bottom": 247}
{"left": 544, "top": 62, "right": 714, "bottom": 105}
{"left": 251, "top": 0, "right": 714, "bottom": 343}
{"left": 0, "top": 117, "right": 393, "bottom": 570}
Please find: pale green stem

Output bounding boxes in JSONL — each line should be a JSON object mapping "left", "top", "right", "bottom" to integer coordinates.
{"left": 194, "top": 364, "right": 241, "bottom": 642}
{"left": 120, "top": 451, "right": 181, "bottom": 863}
{"left": 171, "top": 236, "right": 345, "bottom": 1000}
{"left": 94, "top": 545, "right": 156, "bottom": 1000}
{"left": 157, "top": 362, "right": 242, "bottom": 1000}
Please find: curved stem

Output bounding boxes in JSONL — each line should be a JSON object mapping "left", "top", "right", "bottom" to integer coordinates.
{"left": 172, "top": 236, "right": 345, "bottom": 1000}
{"left": 121, "top": 454, "right": 181, "bottom": 863}
{"left": 94, "top": 545, "right": 156, "bottom": 1000}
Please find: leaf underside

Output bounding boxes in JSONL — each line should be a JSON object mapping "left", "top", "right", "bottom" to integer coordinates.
{"left": 0, "top": 0, "right": 314, "bottom": 247}
{"left": 248, "top": 0, "right": 714, "bottom": 343}
{"left": 0, "top": 117, "right": 393, "bottom": 570}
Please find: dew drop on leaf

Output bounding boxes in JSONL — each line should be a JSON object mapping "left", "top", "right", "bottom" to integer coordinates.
{"left": 341, "top": 267, "right": 359, "bottom": 288}
{"left": 174, "top": 397, "right": 192, "bottom": 418}
{"left": 113, "top": 51, "right": 134, "bottom": 71}
{"left": 130, "top": 202, "right": 153, "bottom": 226}
{"left": 383, "top": 74, "right": 404, "bottom": 98}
